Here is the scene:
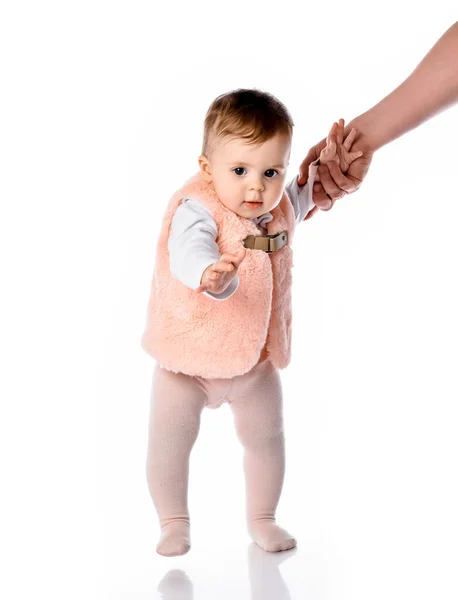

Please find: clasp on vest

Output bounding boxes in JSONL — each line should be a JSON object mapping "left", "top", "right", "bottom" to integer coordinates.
{"left": 243, "top": 230, "right": 288, "bottom": 254}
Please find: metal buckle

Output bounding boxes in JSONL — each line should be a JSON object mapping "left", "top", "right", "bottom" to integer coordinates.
{"left": 243, "top": 230, "right": 288, "bottom": 254}
{"left": 267, "top": 231, "right": 288, "bottom": 253}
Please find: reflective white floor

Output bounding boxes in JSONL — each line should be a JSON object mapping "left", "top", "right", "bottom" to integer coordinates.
{"left": 98, "top": 369, "right": 458, "bottom": 600}
{"left": 100, "top": 517, "right": 338, "bottom": 600}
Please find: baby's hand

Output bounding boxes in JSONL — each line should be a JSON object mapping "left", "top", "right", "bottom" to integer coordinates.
{"left": 319, "top": 118, "right": 362, "bottom": 172}
{"left": 196, "top": 247, "right": 247, "bottom": 295}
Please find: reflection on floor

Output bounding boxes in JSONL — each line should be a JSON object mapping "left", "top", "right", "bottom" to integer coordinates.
{"left": 157, "top": 543, "right": 295, "bottom": 600}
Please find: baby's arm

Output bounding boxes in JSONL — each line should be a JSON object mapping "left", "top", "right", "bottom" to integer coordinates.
{"left": 285, "top": 159, "right": 320, "bottom": 223}
{"left": 168, "top": 199, "right": 241, "bottom": 300}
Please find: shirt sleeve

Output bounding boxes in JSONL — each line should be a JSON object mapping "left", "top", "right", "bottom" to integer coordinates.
{"left": 167, "top": 198, "right": 239, "bottom": 301}
{"left": 285, "top": 158, "right": 320, "bottom": 225}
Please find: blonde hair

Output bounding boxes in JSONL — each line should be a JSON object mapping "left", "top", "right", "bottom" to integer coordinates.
{"left": 202, "top": 88, "right": 294, "bottom": 156}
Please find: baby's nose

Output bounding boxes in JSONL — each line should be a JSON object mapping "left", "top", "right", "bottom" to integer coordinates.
{"left": 249, "top": 180, "right": 264, "bottom": 192}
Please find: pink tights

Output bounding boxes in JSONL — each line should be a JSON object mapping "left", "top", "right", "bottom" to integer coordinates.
{"left": 145, "top": 358, "right": 296, "bottom": 556}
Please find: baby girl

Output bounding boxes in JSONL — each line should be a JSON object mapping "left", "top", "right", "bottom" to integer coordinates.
{"left": 141, "top": 89, "right": 361, "bottom": 556}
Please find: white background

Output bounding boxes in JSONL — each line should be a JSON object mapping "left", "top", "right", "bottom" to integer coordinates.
{"left": 1, "top": 2, "right": 457, "bottom": 599}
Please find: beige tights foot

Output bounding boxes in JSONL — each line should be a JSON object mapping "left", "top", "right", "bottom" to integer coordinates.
{"left": 156, "top": 521, "right": 191, "bottom": 557}
{"left": 249, "top": 520, "right": 297, "bottom": 553}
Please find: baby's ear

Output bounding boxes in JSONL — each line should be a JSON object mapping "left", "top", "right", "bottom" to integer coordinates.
{"left": 198, "top": 155, "right": 212, "bottom": 182}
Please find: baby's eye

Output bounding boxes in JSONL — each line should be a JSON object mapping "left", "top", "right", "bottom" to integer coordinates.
{"left": 264, "top": 169, "right": 278, "bottom": 178}
{"left": 233, "top": 167, "right": 246, "bottom": 176}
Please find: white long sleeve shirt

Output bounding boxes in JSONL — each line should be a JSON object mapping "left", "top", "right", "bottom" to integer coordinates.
{"left": 168, "top": 163, "right": 319, "bottom": 300}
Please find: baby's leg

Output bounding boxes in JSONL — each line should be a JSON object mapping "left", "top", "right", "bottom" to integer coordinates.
{"left": 229, "top": 361, "right": 296, "bottom": 552}
{"left": 146, "top": 365, "right": 207, "bottom": 557}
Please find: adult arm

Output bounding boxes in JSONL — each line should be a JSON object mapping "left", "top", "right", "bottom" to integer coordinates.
{"left": 299, "top": 21, "right": 458, "bottom": 209}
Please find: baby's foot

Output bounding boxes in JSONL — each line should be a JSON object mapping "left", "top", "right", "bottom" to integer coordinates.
{"left": 156, "top": 521, "right": 191, "bottom": 557}
{"left": 249, "top": 520, "right": 297, "bottom": 553}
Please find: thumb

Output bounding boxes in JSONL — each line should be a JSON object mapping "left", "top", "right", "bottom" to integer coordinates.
{"left": 303, "top": 205, "right": 318, "bottom": 221}
{"left": 348, "top": 150, "right": 363, "bottom": 161}
{"left": 195, "top": 283, "right": 207, "bottom": 294}
{"left": 231, "top": 247, "right": 246, "bottom": 267}
{"left": 237, "top": 247, "right": 247, "bottom": 261}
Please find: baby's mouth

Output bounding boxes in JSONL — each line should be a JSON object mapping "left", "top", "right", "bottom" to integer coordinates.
{"left": 244, "top": 201, "right": 263, "bottom": 210}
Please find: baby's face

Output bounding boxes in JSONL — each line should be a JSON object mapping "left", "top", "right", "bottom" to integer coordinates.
{"left": 199, "top": 132, "right": 291, "bottom": 219}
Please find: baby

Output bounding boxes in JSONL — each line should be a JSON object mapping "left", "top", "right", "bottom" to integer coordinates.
{"left": 141, "top": 89, "right": 362, "bottom": 557}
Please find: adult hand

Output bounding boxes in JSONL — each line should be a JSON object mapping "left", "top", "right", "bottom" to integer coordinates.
{"left": 319, "top": 119, "right": 363, "bottom": 172}
{"left": 298, "top": 119, "right": 374, "bottom": 216}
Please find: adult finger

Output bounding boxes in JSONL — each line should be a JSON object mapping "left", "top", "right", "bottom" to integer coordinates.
{"left": 343, "top": 127, "right": 357, "bottom": 150}
{"left": 325, "top": 161, "right": 360, "bottom": 193}
{"left": 312, "top": 181, "right": 333, "bottom": 209}
{"left": 312, "top": 182, "right": 333, "bottom": 210}
{"left": 348, "top": 150, "right": 363, "bottom": 162}
{"left": 336, "top": 118, "right": 344, "bottom": 145}
{"left": 318, "top": 165, "right": 346, "bottom": 201}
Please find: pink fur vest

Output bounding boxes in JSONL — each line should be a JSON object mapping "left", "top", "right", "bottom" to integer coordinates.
{"left": 141, "top": 172, "right": 297, "bottom": 378}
